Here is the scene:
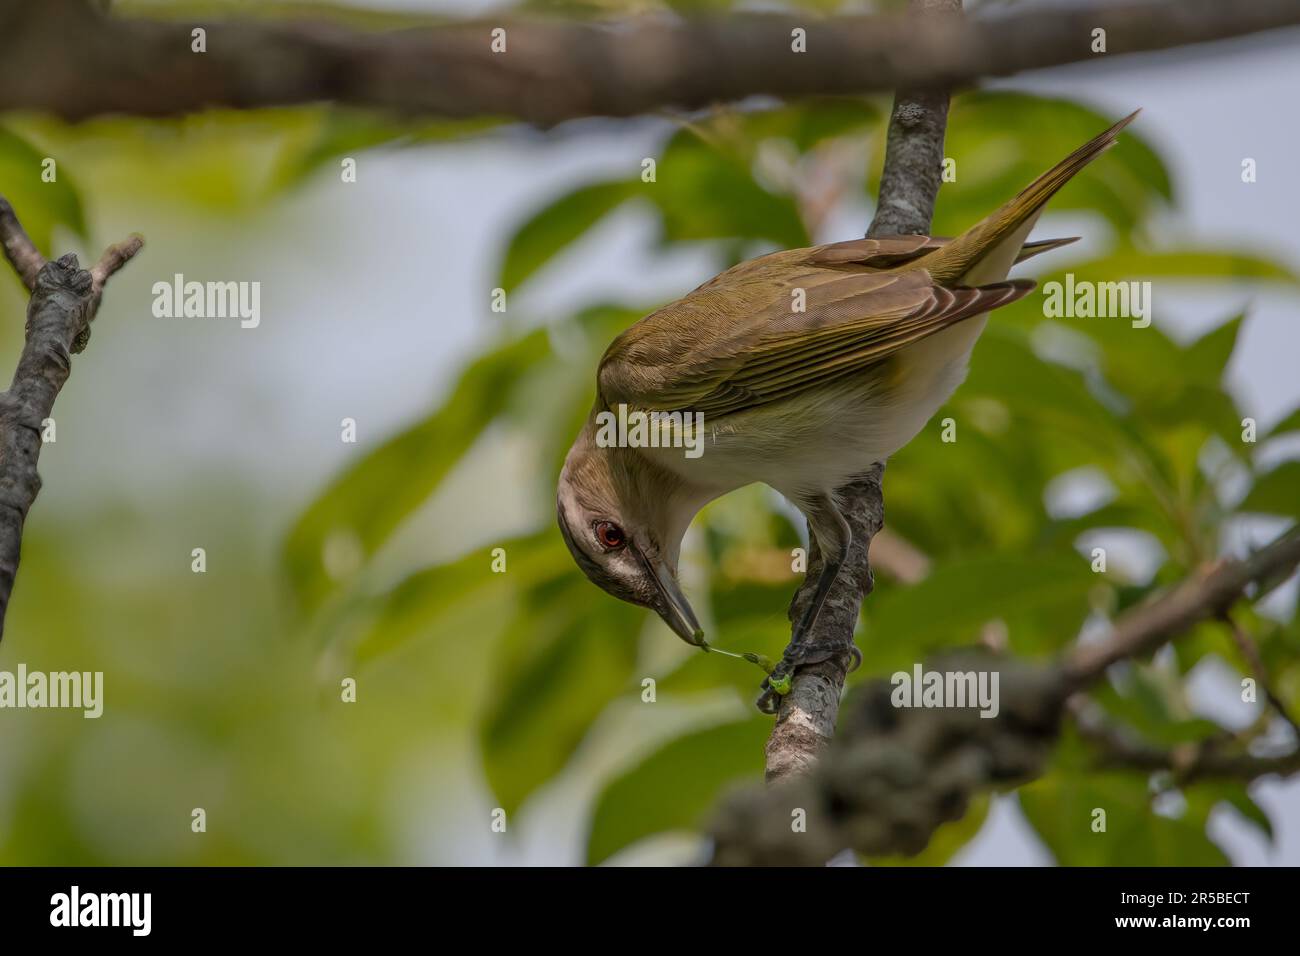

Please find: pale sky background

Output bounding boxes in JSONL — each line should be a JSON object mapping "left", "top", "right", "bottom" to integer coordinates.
{"left": 28, "top": 1, "right": 1300, "bottom": 864}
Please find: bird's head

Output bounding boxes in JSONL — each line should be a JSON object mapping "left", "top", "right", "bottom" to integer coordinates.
{"left": 556, "top": 428, "right": 704, "bottom": 646}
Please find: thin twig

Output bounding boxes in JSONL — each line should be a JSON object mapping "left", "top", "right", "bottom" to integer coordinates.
{"left": 0, "top": 196, "right": 44, "bottom": 291}
{"left": 1220, "top": 609, "right": 1300, "bottom": 740}
{"left": 1064, "top": 526, "right": 1300, "bottom": 686}
{"left": 0, "top": 195, "right": 142, "bottom": 636}
{"left": 1074, "top": 699, "right": 1300, "bottom": 783}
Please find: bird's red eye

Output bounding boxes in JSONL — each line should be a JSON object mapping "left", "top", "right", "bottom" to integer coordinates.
{"left": 595, "top": 521, "right": 626, "bottom": 550}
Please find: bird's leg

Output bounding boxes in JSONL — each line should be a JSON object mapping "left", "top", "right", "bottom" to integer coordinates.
{"left": 787, "top": 491, "right": 853, "bottom": 653}
{"left": 757, "top": 492, "right": 860, "bottom": 712}
{"left": 790, "top": 554, "right": 843, "bottom": 648}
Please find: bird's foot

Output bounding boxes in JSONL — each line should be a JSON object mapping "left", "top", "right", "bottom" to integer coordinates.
{"left": 754, "top": 638, "right": 861, "bottom": 714}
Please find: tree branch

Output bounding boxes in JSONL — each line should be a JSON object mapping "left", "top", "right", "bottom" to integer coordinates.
{"left": 1074, "top": 700, "right": 1300, "bottom": 784}
{"left": 0, "top": 200, "right": 43, "bottom": 290}
{"left": 869, "top": 1, "right": 960, "bottom": 238}
{"left": 1220, "top": 609, "right": 1300, "bottom": 740}
{"left": 3, "top": 0, "right": 1299, "bottom": 124}
{"left": 763, "top": 464, "right": 885, "bottom": 781}
{"left": 762, "top": 0, "right": 960, "bottom": 783}
{"left": 710, "top": 526, "right": 1300, "bottom": 865}
{"left": 1063, "top": 527, "right": 1300, "bottom": 687}
{"left": 0, "top": 196, "right": 141, "bottom": 637}
{"left": 1094, "top": 742, "right": 1300, "bottom": 782}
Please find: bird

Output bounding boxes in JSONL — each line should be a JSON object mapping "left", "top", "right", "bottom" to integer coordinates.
{"left": 557, "top": 109, "right": 1140, "bottom": 707}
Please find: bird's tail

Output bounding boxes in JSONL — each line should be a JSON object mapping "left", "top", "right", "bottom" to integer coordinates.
{"left": 919, "top": 109, "right": 1141, "bottom": 285}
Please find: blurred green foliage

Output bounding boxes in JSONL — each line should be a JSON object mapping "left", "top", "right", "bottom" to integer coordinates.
{"left": 280, "top": 88, "right": 1299, "bottom": 866}
{"left": 0, "top": 127, "right": 85, "bottom": 253}
{"left": 2, "top": 38, "right": 1297, "bottom": 865}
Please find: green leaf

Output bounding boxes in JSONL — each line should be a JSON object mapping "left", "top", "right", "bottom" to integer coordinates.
{"left": 925, "top": 92, "right": 1173, "bottom": 240}
{"left": 0, "top": 125, "right": 87, "bottom": 252}
{"left": 1182, "top": 314, "right": 1243, "bottom": 389}
{"left": 963, "top": 328, "right": 1142, "bottom": 458}
{"left": 1239, "top": 462, "right": 1300, "bottom": 519}
{"left": 861, "top": 551, "right": 1096, "bottom": 671}
{"left": 1265, "top": 407, "right": 1300, "bottom": 441}
{"left": 480, "top": 575, "right": 644, "bottom": 817}
{"left": 1191, "top": 783, "right": 1274, "bottom": 845}
{"left": 270, "top": 108, "right": 500, "bottom": 193}
{"left": 116, "top": 1, "right": 447, "bottom": 28}
{"left": 7, "top": 110, "right": 326, "bottom": 212}
{"left": 585, "top": 716, "right": 770, "bottom": 865}
{"left": 6, "top": 105, "right": 496, "bottom": 214}
{"left": 498, "top": 179, "right": 637, "bottom": 294}
{"left": 737, "top": 98, "right": 880, "bottom": 152}
{"left": 1062, "top": 250, "right": 1298, "bottom": 286}
{"left": 281, "top": 329, "right": 551, "bottom": 615}
{"left": 352, "top": 530, "right": 555, "bottom": 664}
{"left": 1043, "top": 502, "right": 1178, "bottom": 553}
{"left": 663, "top": 0, "right": 736, "bottom": 13}
{"left": 650, "top": 132, "right": 808, "bottom": 248}
{"left": 1091, "top": 670, "right": 1223, "bottom": 746}
{"left": 1020, "top": 771, "right": 1229, "bottom": 865}
{"left": 1001, "top": 273, "right": 1258, "bottom": 478}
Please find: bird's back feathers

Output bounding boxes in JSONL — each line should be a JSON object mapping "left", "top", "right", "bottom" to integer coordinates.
{"left": 598, "top": 266, "right": 1034, "bottom": 420}
{"left": 596, "top": 111, "right": 1139, "bottom": 425}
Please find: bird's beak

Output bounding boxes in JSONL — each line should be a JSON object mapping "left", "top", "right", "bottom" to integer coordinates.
{"left": 636, "top": 545, "right": 704, "bottom": 647}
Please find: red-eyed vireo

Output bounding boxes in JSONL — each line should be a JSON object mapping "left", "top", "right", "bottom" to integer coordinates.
{"left": 557, "top": 110, "right": 1139, "bottom": 697}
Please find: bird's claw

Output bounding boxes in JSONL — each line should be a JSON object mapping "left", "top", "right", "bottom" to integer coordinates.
{"left": 755, "top": 687, "right": 782, "bottom": 715}
{"left": 754, "top": 639, "right": 861, "bottom": 714}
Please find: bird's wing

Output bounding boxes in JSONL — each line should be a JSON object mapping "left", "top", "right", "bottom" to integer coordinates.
{"left": 804, "top": 234, "right": 942, "bottom": 267}
{"left": 806, "top": 234, "right": 1079, "bottom": 268}
{"left": 597, "top": 265, "right": 1034, "bottom": 419}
